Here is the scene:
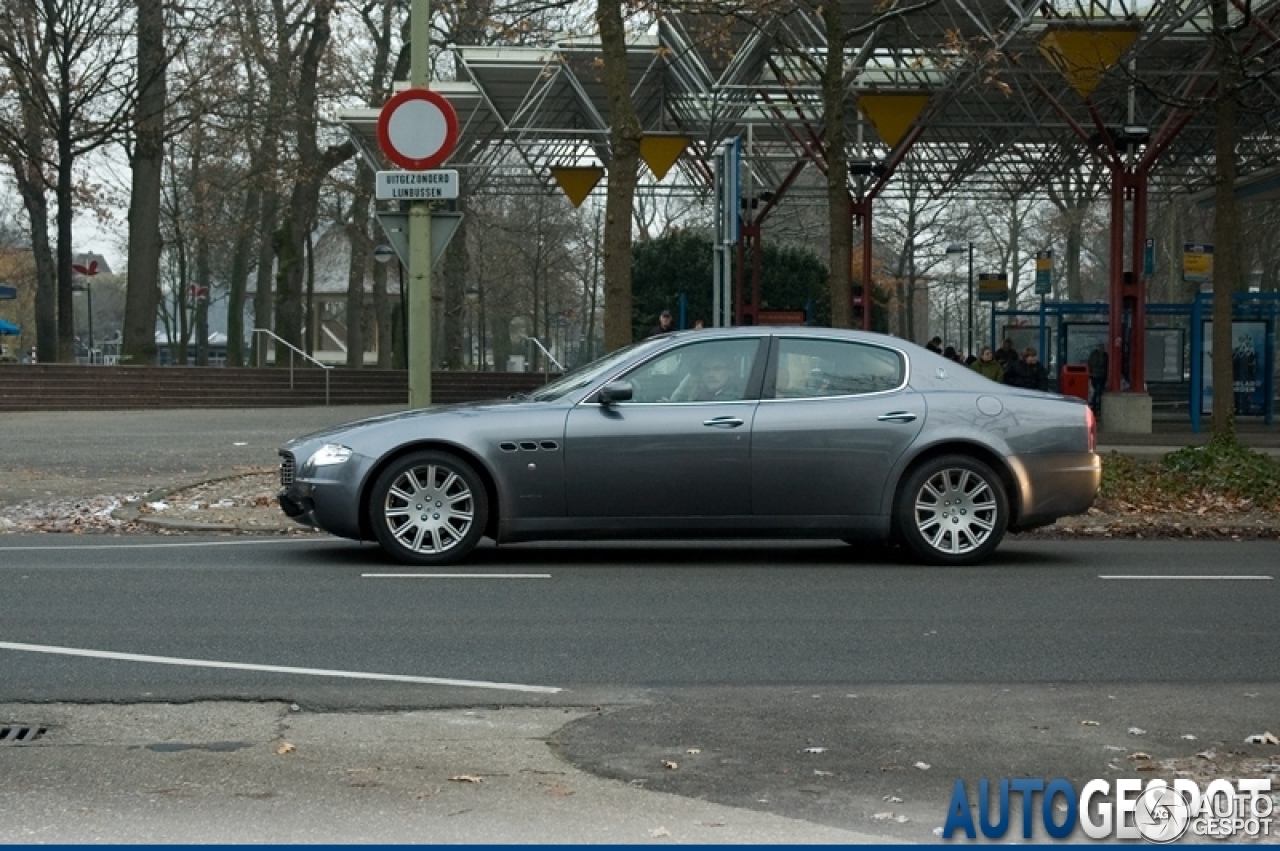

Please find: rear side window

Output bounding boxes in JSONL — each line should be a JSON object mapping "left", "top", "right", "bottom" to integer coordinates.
{"left": 772, "top": 338, "right": 904, "bottom": 398}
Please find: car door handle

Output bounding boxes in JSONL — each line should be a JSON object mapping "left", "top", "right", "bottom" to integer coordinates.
{"left": 703, "top": 416, "right": 745, "bottom": 428}
{"left": 876, "top": 411, "right": 918, "bottom": 423}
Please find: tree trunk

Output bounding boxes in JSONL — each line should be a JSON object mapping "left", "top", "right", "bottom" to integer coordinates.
{"left": 55, "top": 95, "right": 76, "bottom": 362}
{"left": 821, "top": 2, "right": 852, "bottom": 329}
{"left": 345, "top": 173, "right": 373, "bottom": 368}
{"left": 1065, "top": 219, "right": 1084, "bottom": 301}
{"left": 274, "top": 0, "right": 350, "bottom": 361}
{"left": 6, "top": 147, "right": 58, "bottom": 363}
{"left": 122, "top": 0, "right": 165, "bottom": 365}
{"left": 173, "top": 220, "right": 190, "bottom": 365}
{"left": 226, "top": 138, "right": 265, "bottom": 367}
{"left": 194, "top": 229, "right": 211, "bottom": 366}
{"left": 305, "top": 229, "right": 317, "bottom": 357}
{"left": 253, "top": 188, "right": 279, "bottom": 363}
{"left": 1006, "top": 201, "right": 1022, "bottom": 317}
{"left": 595, "top": 0, "right": 641, "bottom": 352}
{"left": 440, "top": 209, "right": 469, "bottom": 369}
{"left": 373, "top": 261, "right": 391, "bottom": 371}
{"left": 1210, "top": 0, "right": 1239, "bottom": 441}
{"left": 248, "top": 30, "right": 288, "bottom": 366}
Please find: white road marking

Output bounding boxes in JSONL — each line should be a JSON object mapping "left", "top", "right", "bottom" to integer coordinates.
{"left": 0, "top": 641, "right": 561, "bottom": 694}
{"left": 0, "top": 538, "right": 321, "bottom": 552}
{"left": 1099, "top": 575, "right": 1273, "bottom": 580}
{"left": 362, "top": 573, "right": 551, "bottom": 579}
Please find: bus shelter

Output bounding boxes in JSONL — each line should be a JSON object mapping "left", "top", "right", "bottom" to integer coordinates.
{"left": 992, "top": 293, "right": 1278, "bottom": 430}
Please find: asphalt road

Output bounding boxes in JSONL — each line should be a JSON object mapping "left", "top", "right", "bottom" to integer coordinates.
{"left": 0, "top": 537, "right": 1276, "bottom": 701}
{"left": 3, "top": 406, "right": 1279, "bottom": 841}
{"left": 2, "top": 535, "right": 1277, "bottom": 840}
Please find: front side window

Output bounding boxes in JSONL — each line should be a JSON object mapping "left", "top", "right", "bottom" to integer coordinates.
{"left": 619, "top": 339, "right": 759, "bottom": 403}
{"left": 771, "top": 338, "right": 904, "bottom": 399}
{"left": 531, "top": 340, "right": 654, "bottom": 401}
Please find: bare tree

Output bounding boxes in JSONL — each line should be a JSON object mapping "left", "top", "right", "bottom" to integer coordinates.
{"left": 121, "top": 0, "right": 166, "bottom": 364}
{"left": 338, "top": 0, "right": 400, "bottom": 369}
{"left": 1044, "top": 156, "right": 1106, "bottom": 303}
{"left": 874, "top": 182, "right": 953, "bottom": 343}
{"left": 594, "top": 0, "right": 642, "bottom": 351}
{"left": 0, "top": 0, "right": 135, "bottom": 361}
{"left": 270, "top": 0, "right": 354, "bottom": 359}
{"left": 760, "top": 0, "right": 939, "bottom": 329}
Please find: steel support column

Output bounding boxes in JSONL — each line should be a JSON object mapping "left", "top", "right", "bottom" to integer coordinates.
{"left": 735, "top": 222, "right": 765, "bottom": 326}
{"left": 1129, "top": 167, "right": 1149, "bottom": 394}
{"left": 1106, "top": 165, "right": 1149, "bottom": 395}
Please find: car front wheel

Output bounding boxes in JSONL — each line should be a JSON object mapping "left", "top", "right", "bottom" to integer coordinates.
{"left": 896, "top": 455, "right": 1008, "bottom": 566}
{"left": 368, "top": 451, "right": 488, "bottom": 565}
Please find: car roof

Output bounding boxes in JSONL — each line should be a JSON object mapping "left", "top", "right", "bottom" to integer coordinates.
{"left": 656, "top": 326, "right": 920, "bottom": 351}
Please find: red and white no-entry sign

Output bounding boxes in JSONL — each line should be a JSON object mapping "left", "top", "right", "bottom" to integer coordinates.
{"left": 376, "top": 89, "right": 459, "bottom": 171}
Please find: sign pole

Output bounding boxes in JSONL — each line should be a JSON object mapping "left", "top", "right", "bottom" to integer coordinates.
{"left": 408, "top": 0, "right": 433, "bottom": 407}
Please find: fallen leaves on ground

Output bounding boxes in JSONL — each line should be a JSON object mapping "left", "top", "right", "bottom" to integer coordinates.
{"left": 4, "top": 453, "right": 1279, "bottom": 540}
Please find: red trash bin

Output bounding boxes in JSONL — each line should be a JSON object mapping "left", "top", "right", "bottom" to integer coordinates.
{"left": 1059, "top": 364, "right": 1089, "bottom": 400}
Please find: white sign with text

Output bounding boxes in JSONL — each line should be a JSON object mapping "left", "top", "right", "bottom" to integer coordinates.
{"left": 375, "top": 170, "right": 459, "bottom": 201}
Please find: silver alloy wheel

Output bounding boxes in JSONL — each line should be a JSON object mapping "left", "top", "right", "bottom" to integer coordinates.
{"left": 912, "top": 466, "right": 998, "bottom": 556}
{"left": 381, "top": 461, "right": 475, "bottom": 555}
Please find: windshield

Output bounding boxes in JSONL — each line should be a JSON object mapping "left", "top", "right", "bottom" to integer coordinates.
{"left": 530, "top": 339, "right": 658, "bottom": 401}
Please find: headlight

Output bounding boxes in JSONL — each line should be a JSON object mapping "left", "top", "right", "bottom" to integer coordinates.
{"left": 307, "top": 443, "right": 353, "bottom": 467}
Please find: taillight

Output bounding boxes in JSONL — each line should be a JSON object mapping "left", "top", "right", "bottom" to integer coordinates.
{"left": 1086, "top": 405, "right": 1096, "bottom": 453}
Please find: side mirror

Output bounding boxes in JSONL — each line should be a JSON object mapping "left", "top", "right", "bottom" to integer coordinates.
{"left": 597, "top": 380, "right": 633, "bottom": 405}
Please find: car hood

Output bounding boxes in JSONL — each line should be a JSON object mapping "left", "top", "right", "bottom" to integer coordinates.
{"left": 282, "top": 398, "right": 544, "bottom": 448}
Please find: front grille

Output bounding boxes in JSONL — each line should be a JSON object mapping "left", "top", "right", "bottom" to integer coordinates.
{"left": 279, "top": 452, "right": 296, "bottom": 486}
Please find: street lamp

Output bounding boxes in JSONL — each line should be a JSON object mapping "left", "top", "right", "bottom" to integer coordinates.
{"left": 946, "top": 242, "right": 974, "bottom": 357}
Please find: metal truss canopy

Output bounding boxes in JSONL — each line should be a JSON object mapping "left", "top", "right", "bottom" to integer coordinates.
{"left": 340, "top": 0, "right": 1280, "bottom": 205}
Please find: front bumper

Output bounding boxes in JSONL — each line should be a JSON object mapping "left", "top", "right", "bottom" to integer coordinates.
{"left": 277, "top": 448, "right": 373, "bottom": 540}
{"left": 278, "top": 489, "right": 317, "bottom": 525}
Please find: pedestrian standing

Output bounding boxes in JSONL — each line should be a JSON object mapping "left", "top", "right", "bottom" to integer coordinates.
{"left": 647, "top": 310, "right": 677, "bottom": 337}
{"left": 971, "top": 347, "right": 1003, "bottom": 381}
{"left": 1087, "top": 343, "right": 1108, "bottom": 413}
{"left": 1003, "top": 347, "right": 1049, "bottom": 391}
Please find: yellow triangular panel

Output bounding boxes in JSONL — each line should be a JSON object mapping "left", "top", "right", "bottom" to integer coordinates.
{"left": 857, "top": 93, "right": 932, "bottom": 149}
{"left": 640, "top": 134, "right": 689, "bottom": 181}
{"left": 1038, "top": 27, "right": 1140, "bottom": 100}
{"left": 551, "top": 166, "right": 604, "bottom": 207}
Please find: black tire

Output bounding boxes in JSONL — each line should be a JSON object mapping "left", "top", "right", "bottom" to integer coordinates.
{"left": 368, "top": 451, "right": 488, "bottom": 566}
{"left": 895, "top": 455, "right": 1008, "bottom": 566}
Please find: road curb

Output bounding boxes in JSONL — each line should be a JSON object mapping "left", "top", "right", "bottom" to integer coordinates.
{"left": 111, "top": 473, "right": 303, "bottom": 535}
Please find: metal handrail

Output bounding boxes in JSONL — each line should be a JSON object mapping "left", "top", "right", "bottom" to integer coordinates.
{"left": 527, "top": 336, "right": 563, "bottom": 380}
{"left": 252, "top": 327, "right": 332, "bottom": 405}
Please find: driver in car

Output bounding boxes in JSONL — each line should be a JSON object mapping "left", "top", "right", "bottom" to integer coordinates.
{"left": 671, "top": 355, "right": 740, "bottom": 402}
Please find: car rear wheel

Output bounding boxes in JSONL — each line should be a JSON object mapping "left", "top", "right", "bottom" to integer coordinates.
{"left": 368, "top": 451, "right": 488, "bottom": 565}
{"left": 896, "top": 455, "right": 1007, "bottom": 565}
